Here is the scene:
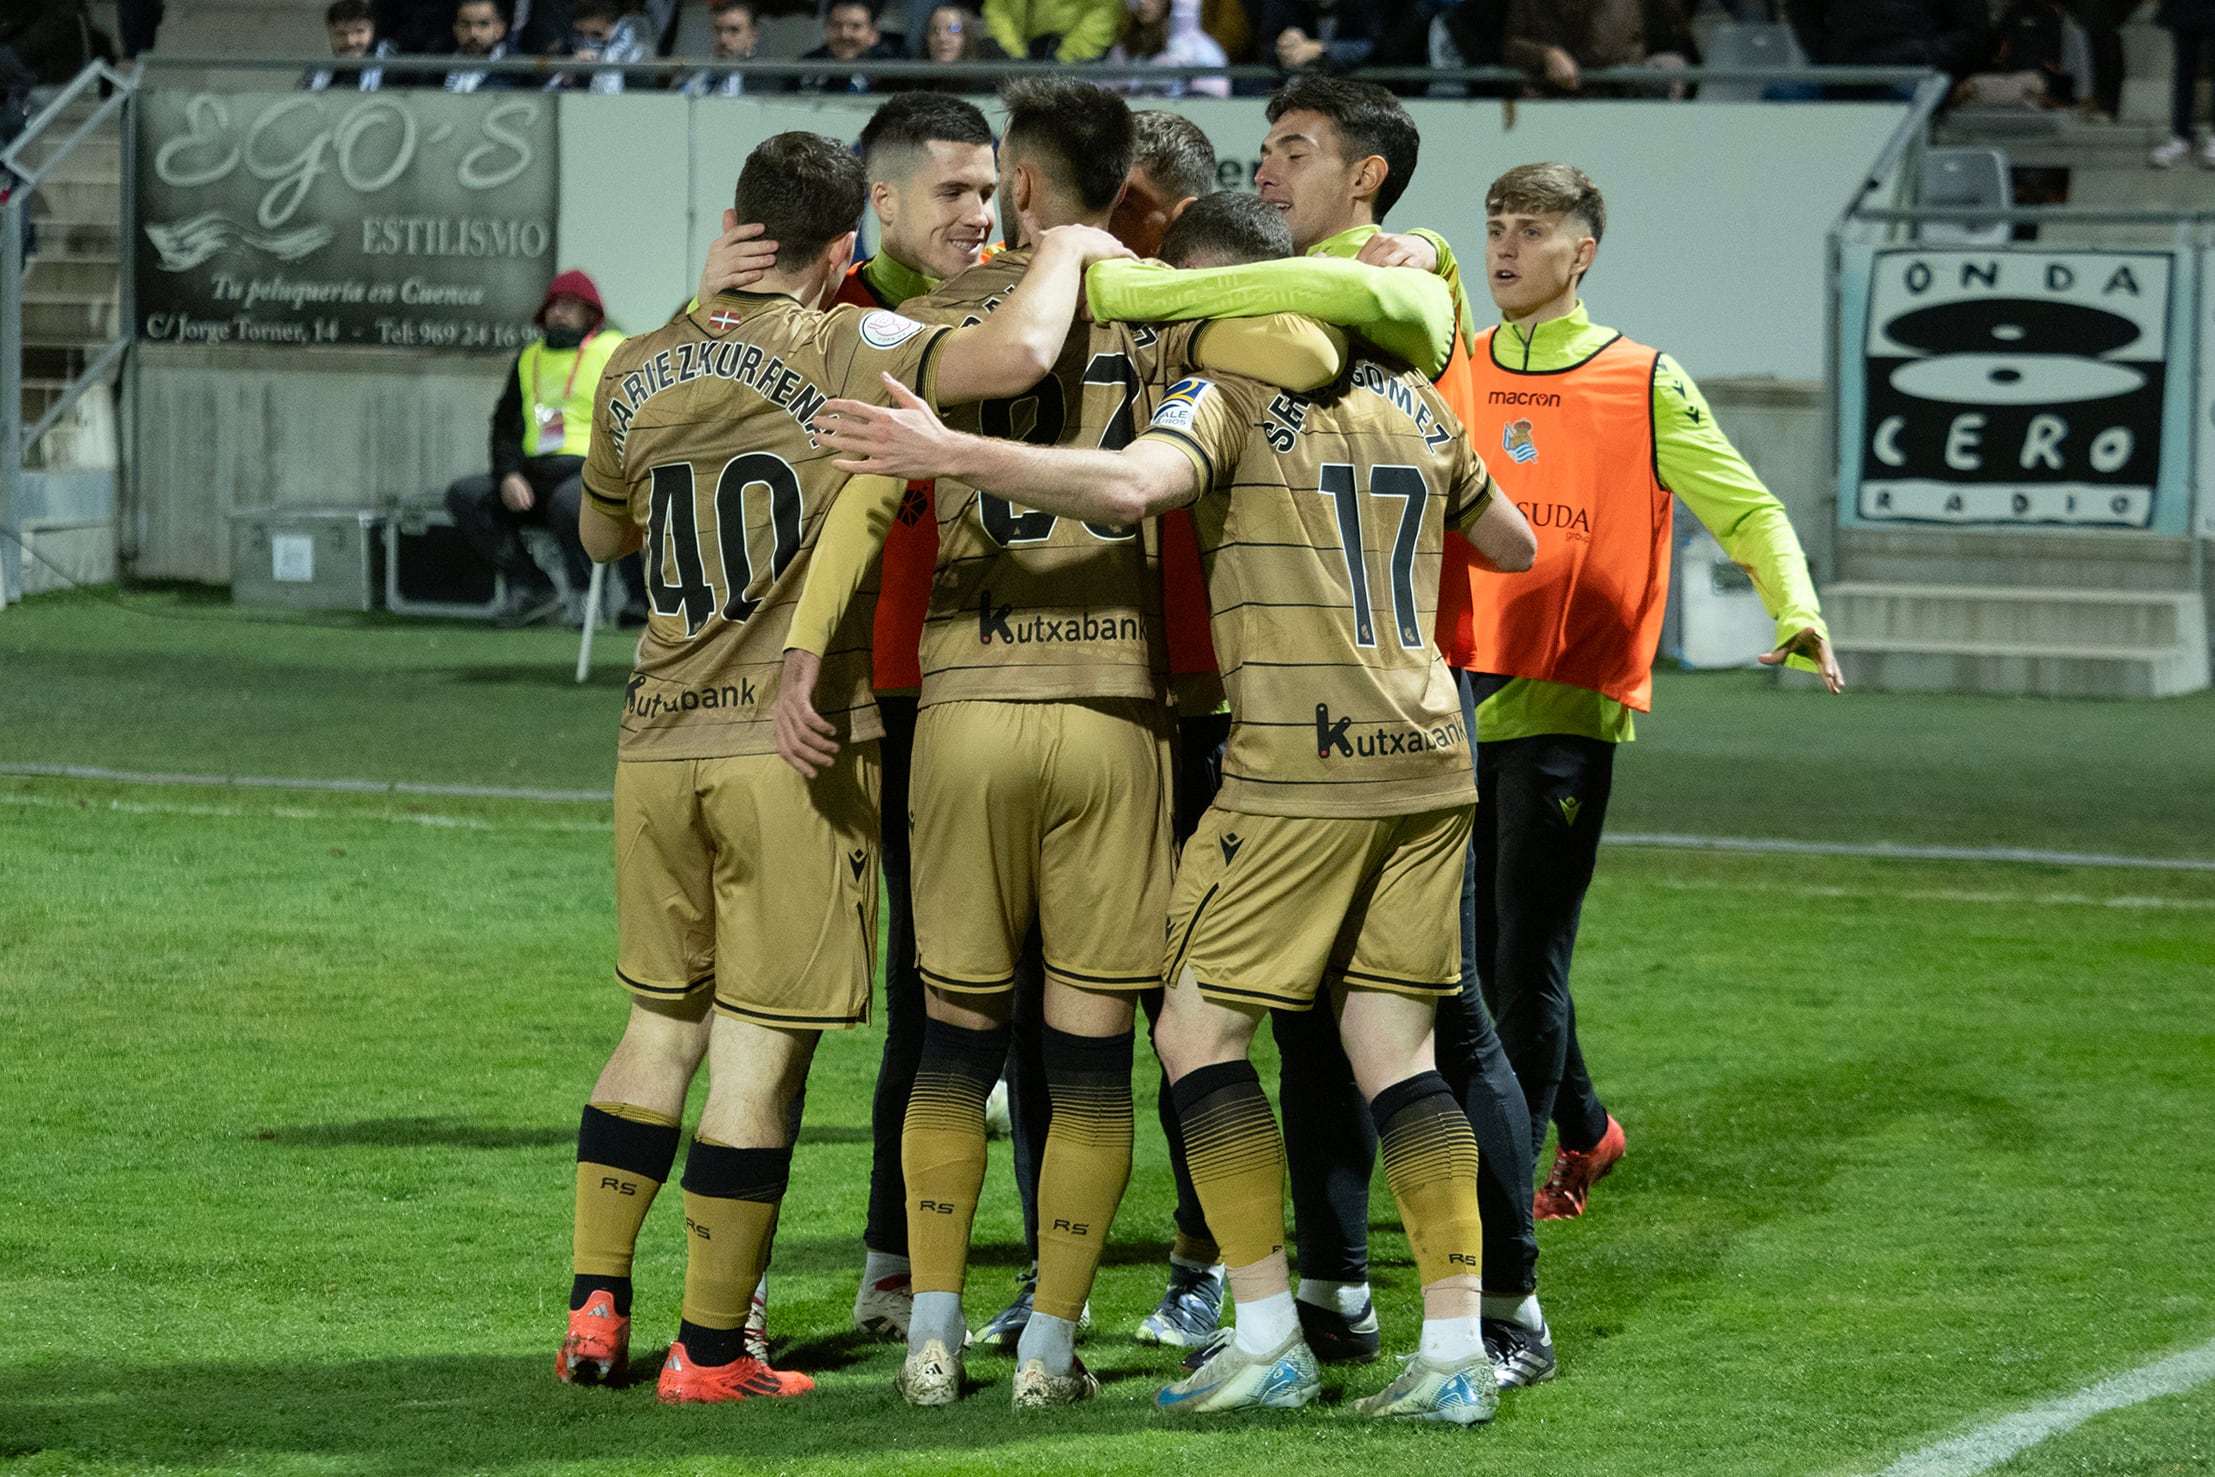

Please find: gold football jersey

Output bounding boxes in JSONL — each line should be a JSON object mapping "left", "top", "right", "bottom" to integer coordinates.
{"left": 584, "top": 291, "right": 949, "bottom": 759}
{"left": 899, "top": 248, "right": 1195, "bottom": 706}
{"left": 1138, "top": 356, "right": 1497, "bottom": 818}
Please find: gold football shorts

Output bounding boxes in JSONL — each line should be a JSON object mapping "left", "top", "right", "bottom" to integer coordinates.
{"left": 909, "top": 696, "right": 1172, "bottom": 994}
{"left": 1164, "top": 802, "right": 1472, "bottom": 1011}
{"left": 613, "top": 744, "right": 881, "bottom": 1029}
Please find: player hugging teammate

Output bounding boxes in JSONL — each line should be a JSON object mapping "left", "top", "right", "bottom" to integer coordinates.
{"left": 557, "top": 70, "right": 1833, "bottom": 1425}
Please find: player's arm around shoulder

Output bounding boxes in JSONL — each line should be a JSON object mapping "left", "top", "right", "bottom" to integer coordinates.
{"left": 1650, "top": 351, "right": 1841, "bottom": 691}
{"left": 930, "top": 224, "right": 1134, "bottom": 404}
{"left": 813, "top": 372, "right": 1201, "bottom": 527}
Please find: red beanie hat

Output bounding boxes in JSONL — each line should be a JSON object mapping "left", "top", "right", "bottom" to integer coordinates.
{"left": 536, "top": 268, "right": 606, "bottom": 331}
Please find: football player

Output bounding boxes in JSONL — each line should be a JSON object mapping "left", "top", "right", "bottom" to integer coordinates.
{"left": 815, "top": 188, "right": 1539, "bottom": 1422}
{"left": 556, "top": 127, "right": 1126, "bottom": 1405}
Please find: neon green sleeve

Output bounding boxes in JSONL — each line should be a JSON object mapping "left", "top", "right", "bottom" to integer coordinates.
{"left": 1085, "top": 256, "right": 1455, "bottom": 378}
{"left": 1651, "top": 353, "right": 1829, "bottom": 665}
{"left": 1408, "top": 228, "right": 1481, "bottom": 355}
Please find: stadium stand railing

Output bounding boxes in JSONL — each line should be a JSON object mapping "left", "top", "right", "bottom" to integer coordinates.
{"left": 0, "top": 59, "right": 134, "bottom": 610}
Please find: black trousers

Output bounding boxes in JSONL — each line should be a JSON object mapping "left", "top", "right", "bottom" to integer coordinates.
{"left": 1270, "top": 669, "right": 1541, "bottom": 1293}
{"left": 2173, "top": 25, "right": 2215, "bottom": 139}
{"left": 1471, "top": 718, "right": 1617, "bottom": 1161}
{"left": 445, "top": 458, "right": 591, "bottom": 593}
{"left": 865, "top": 696, "right": 924, "bottom": 1257}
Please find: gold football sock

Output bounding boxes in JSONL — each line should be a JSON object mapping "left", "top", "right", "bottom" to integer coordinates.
{"left": 1170, "top": 1060, "right": 1285, "bottom": 1272}
{"left": 1034, "top": 1026, "right": 1134, "bottom": 1320}
{"left": 902, "top": 1018, "right": 1008, "bottom": 1297}
{"left": 1372, "top": 1071, "right": 1484, "bottom": 1287}
{"left": 677, "top": 1137, "right": 790, "bottom": 1361}
{"left": 572, "top": 1101, "right": 681, "bottom": 1310}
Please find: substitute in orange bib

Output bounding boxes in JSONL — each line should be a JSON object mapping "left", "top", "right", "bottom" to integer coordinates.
{"left": 1463, "top": 163, "right": 1842, "bottom": 1223}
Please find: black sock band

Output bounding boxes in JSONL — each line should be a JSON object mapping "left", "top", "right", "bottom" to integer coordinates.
{"left": 1172, "top": 1058, "right": 1263, "bottom": 1120}
{"left": 569, "top": 1274, "right": 632, "bottom": 1314}
{"left": 577, "top": 1104, "right": 681, "bottom": 1182}
{"left": 1369, "top": 1069, "right": 1457, "bottom": 1134}
{"left": 677, "top": 1318, "right": 749, "bottom": 1367}
{"left": 680, "top": 1139, "right": 793, "bottom": 1203}
{"left": 919, "top": 1016, "right": 1012, "bottom": 1082}
{"left": 1041, "top": 1024, "right": 1135, "bottom": 1084}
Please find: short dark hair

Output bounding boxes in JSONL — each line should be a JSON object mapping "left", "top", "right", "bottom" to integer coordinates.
{"left": 1485, "top": 162, "right": 1606, "bottom": 244}
{"left": 1130, "top": 109, "right": 1215, "bottom": 204}
{"left": 1266, "top": 75, "right": 1419, "bottom": 222}
{"left": 859, "top": 93, "right": 993, "bottom": 182}
{"left": 572, "top": 0, "right": 623, "bottom": 24}
{"left": 734, "top": 132, "right": 868, "bottom": 269}
{"left": 708, "top": 0, "right": 754, "bottom": 15}
{"left": 1160, "top": 190, "right": 1292, "bottom": 269}
{"left": 454, "top": 0, "right": 510, "bottom": 21}
{"left": 999, "top": 76, "right": 1134, "bottom": 213}
{"left": 325, "top": 0, "right": 373, "bottom": 25}
{"left": 826, "top": 0, "right": 875, "bottom": 18}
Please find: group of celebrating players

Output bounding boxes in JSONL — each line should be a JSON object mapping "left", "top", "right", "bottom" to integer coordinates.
{"left": 553, "top": 69, "right": 1838, "bottom": 1425}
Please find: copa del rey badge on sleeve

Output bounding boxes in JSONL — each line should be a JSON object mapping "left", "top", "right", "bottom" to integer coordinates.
{"left": 1856, "top": 249, "right": 2170, "bottom": 528}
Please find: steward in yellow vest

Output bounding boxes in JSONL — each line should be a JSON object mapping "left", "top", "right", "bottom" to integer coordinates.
{"left": 445, "top": 268, "right": 628, "bottom": 627}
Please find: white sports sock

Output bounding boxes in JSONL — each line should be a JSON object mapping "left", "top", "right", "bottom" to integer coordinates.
{"left": 1233, "top": 1290, "right": 1299, "bottom": 1356}
{"left": 1167, "top": 1252, "right": 1218, "bottom": 1275}
{"left": 1420, "top": 1314, "right": 1483, "bottom": 1365}
{"left": 1480, "top": 1292, "right": 1544, "bottom": 1331}
{"left": 1296, "top": 1278, "right": 1370, "bottom": 1317}
{"left": 908, "top": 1290, "right": 965, "bottom": 1354}
{"left": 1015, "top": 1310, "right": 1077, "bottom": 1374}
{"left": 861, "top": 1249, "right": 910, "bottom": 1286}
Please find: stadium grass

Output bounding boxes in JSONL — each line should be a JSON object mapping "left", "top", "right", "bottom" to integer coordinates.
{"left": 4, "top": 585, "right": 2214, "bottom": 857}
{"left": 3, "top": 590, "right": 2214, "bottom": 1475}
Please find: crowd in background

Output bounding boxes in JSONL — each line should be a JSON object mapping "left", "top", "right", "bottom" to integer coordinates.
{"left": 0, "top": 0, "right": 2172, "bottom": 117}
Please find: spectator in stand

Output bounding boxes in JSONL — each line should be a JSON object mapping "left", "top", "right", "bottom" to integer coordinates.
{"left": 1954, "top": 0, "right": 2088, "bottom": 111}
{"left": 886, "top": 5, "right": 1007, "bottom": 88}
{"left": 447, "top": 269, "right": 632, "bottom": 628}
{"left": 438, "top": 0, "right": 525, "bottom": 89}
{"left": 552, "top": 0, "right": 660, "bottom": 90}
{"left": 794, "top": 0, "right": 902, "bottom": 93}
{"left": 2151, "top": 0, "right": 2215, "bottom": 164}
{"left": 982, "top": 0, "right": 1127, "bottom": 60}
{"left": 1252, "top": 0, "right": 1405, "bottom": 76}
{"left": 303, "top": 0, "right": 396, "bottom": 90}
{"left": 2069, "top": 0, "right": 2142, "bottom": 120}
{"left": 1784, "top": 0, "right": 1990, "bottom": 88}
{"left": 1503, "top": 0, "right": 1696, "bottom": 96}
{"left": 677, "top": 0, "right": 758, "bottom": 94}
{"left": 1110, "top": 0, "right": 1231, "bottom": 95}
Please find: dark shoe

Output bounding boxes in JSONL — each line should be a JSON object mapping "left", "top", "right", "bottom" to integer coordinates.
{"left": 1482, "top": 1315, "right": 1558, "bottom": 1389}
{"left": 1294, "top": 1295, "right": 1381, "bottom": 1365}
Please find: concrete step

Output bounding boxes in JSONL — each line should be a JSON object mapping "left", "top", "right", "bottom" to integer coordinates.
{"left": 1833, "top": 640, "right": 2209, "bottom": 699}
{"left": 24, "top": 180, "right": 121, "bottom": 223}
{"left": 19, "top": 295, "right": 121, "bottom": 343}
{"left": 1826, "top": 582, "right": 2206, "bottom": 650}
{"left": 1835, "top": 527, "right": 2198, "bottom": 593}
{"left": 24, "top": 258, "right": 120, "bottom": 296}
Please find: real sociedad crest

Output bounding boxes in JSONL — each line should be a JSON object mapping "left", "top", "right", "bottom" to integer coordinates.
{"left": 1858, "top": 249, "right": 2169, "bottom": 527}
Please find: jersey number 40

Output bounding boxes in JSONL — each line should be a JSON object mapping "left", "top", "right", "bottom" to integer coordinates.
{"left": 644, "top": 453, "right": 802, "bottom": 638}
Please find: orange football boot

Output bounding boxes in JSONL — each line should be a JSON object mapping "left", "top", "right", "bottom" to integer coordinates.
{"left": 557, "top": 1289, "right": 631, "bottom": 1385}
{"left": 657, "top": 1341, "right": 815, "bottom": 1404}
{"left": 1533, "top": 1114, "right": 1626, "bottom": 1221}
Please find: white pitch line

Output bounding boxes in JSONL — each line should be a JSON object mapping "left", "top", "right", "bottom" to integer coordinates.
{"left": 0, "top": 790, "right": 608, "bottom": 834}
{"left": 1609, "top": 831, "right": 2215, "bottom": 874}
{"left": 0, "top": 761, "right": 610, "bottom": 804}
{"left": 1865, "top": 1336, "right": 2215, "bottom": 1477}
{"left": 1651, "top": 877, "right": 2215, "bottom": 913}
{"left": 6, "top": 763, "right": 2214, "bottom": 874}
